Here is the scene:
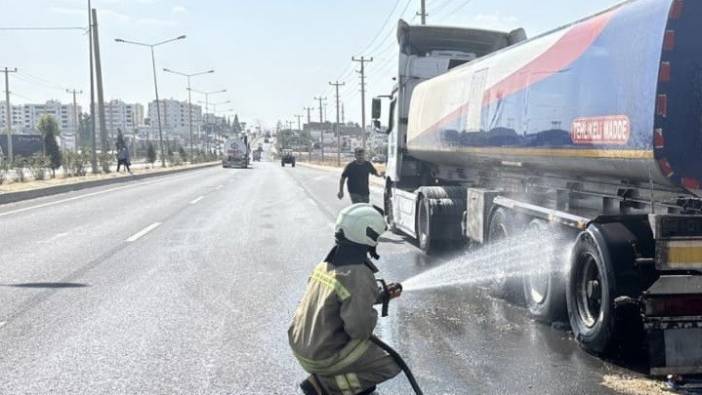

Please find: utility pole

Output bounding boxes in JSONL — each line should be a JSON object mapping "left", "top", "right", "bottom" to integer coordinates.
{"left": 66, "top": 89, "right": 83, "bottom": 150}
{"left": 294, "top": 114, "right": 303, "bottom": 131}
{"left": 329, "top": 81, "right": 345, "bottom": 166}
{"left": 418, "top": 0, "right": 427, "bottom": 24}
{"left": 88, "top": 0, "right": 97, "bottom": 173}
{"left": 303, "top": 106, "right": 313, "bottom": 124}
{"left": 304, "top": 107, "right": 313, "bottom": 161}
{"left": 2, "top": 67, "right": 17, "bottom": 164}
{"left": 352, "top": 56, "right": 373, "bottom": 147}
{"left": 314, "top": 96, "right": 327, "bottom": 161}
{"left": 92, "top": 9, "right": 108, "bottom": 158}
{"left": 341, "top": 102, "right": 345, "bottom": 124}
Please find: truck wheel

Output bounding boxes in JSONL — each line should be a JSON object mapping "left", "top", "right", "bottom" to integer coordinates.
{"left": 486, "top": 207, "right": 523, "bottom": 301}
{"left": 281, "top": 161, "right": 285, "bottom": 167}
{"left": 417, "top": 196, "right": 438, "bottom": 254}
{"left": 522, "top": 219, "right": 567, "bottom": 322}
{"left": 292, "top": 161, "right": 296, "bottom": 167}
{"left": 567, "top": 228, "right": 622, "bottom": 355}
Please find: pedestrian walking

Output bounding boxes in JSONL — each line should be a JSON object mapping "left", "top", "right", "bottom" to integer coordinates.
{"left": 289, "top": 204, "right": 402, "bottom": 395}
{"left": 337, "top": 148, "right": 382, "bottom": 204}
{"left": 117, "top": 145, "right": 132, "bottom": 174}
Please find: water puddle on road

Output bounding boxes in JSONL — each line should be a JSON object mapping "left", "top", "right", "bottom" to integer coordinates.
{"left": 402, "top": 229, "right": 573, "bottom": 292}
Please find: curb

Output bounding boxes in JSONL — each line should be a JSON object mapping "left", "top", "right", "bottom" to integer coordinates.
{"left": 0, "top": 162, "right": 220, "bottom": 205}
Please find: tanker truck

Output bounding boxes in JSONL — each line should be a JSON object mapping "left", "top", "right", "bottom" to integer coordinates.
{"left": 373, "top": 0, "right": 702, "bottom": 375}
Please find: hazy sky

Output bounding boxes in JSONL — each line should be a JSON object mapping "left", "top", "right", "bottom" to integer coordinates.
{"left": 1, "top": 0, "right": 622, "bottom": 128}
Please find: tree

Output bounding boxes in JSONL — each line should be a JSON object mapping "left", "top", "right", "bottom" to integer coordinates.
{"left": 37, "top": 115, "right": 62, "bottom": 176}
{"left": 146, "top": 141, "right": 157, "bottom": 165}
{"left": 232, "top": 114, "right": 242, "bottom": 134}
{"left": 116, "top": 128, "right": 126, "bottom": 150}
{"left": 78, "top": 113, "right": 92, "bottom": 151}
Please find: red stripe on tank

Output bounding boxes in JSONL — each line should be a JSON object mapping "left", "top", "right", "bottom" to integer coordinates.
{"left": 657, "top": 95, "right": 668, "bottom": 118}
{"left": 482, "top": 10, "right": 616, "bottom": 106}
{"left": 669, "top": 0, "right": 684, "bottom": 19}
{"left": 654, "top": 128, "right": 665, "bottom": 149}
{"left": 663, "top": 30, "right": 676, "bottom": 50}
{"left": 682, "top": 177, "right": 701, "bottom": 190}
{"left": 659, "top": 62, "right": 671, "bottom": 82}
{"left": 658, "top": 159, "right": 674, "bottom": 177}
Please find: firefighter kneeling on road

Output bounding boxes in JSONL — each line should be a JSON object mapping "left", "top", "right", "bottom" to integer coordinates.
{"left": 289, "top": 204, "right": 402, "bottom": 395}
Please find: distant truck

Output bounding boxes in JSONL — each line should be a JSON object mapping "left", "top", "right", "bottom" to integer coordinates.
{"left": 252, "top": 147, "right": 262, "bottom": 162}
{"left": 373, "top": 0, "right": 702, "bottom": 376}
{"left": 222, "top": 136, "right": 249, "bottom": 168}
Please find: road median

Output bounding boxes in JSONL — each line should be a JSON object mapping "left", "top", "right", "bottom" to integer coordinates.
{"left": 0, "top": 162, "right": 220, "bottom": 205}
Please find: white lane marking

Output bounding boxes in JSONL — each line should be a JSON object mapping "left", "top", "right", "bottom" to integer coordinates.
{"left": 126, "top": 222, "right": 161, "bottom": 242}
{"left": 190, "top": 196, "right": 204, "bottom": 205}
{"left": 216, "top": 184, "right": 223, "bottom": 190}
{"left": 41, "top": 232, "right": 69, "bottom": 243}
{"left": 0, "top": 321, "right": 6, "bottom": 328}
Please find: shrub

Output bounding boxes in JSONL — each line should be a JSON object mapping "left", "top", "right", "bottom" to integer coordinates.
{"left": 146, "top": 142, "right": 157, "bottom": 166}
{"left": 99, "top": 152, "right": 113, "bottom": 173}
{"left": 29, "top": 154, "right": 49, "bottom": 181}
{"left": 13, "top": 156, "right": 28, "bottom": 182}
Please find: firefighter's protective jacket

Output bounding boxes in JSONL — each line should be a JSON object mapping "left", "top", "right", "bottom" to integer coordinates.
{"left": 288, "top": 246, "right": 380, "bottom": 376}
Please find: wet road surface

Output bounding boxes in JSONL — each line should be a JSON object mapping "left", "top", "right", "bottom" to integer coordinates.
{"left": 0, "top": 160, "right": 665, "bottom": 394}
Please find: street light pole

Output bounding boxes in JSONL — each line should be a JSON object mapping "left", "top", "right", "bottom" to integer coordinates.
{"left": 115, "top": 35, "right": 186, "bottom": 168}
{"left": 191, "top": 88, "right": 226, "bottom": 154}
{"left": 163, "top": 68, "right": 214, "bottom": 160}
{"left": 149, "top": 46, "right": 166, "bottom": 167}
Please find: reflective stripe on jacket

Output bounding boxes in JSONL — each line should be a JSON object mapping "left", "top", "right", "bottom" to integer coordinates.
{"left": 288, "top": 260, "right": 380, "bottom": 376}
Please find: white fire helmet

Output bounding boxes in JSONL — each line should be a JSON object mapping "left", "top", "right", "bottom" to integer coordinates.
{"left": 335, "top": 203, "right": 387, "bottom": 247}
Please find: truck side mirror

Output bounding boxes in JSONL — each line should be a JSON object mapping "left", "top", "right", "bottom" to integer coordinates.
{"left": 372, "top": 120, "right": 382, "bottom": 132}
{"left": 371, "top": 98, "right": 381, "bottom": 120}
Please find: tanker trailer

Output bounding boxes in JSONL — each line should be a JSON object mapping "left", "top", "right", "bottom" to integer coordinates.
{"left": 373, "top": 0, "right": 702, "bottom": 375}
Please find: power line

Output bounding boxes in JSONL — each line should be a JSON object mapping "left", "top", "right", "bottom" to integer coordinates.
{"left": 358, "top": 0, "right": 404, "bottom": 55}
{"left": 0, "top": 26, "right": 87, "bottom": 31}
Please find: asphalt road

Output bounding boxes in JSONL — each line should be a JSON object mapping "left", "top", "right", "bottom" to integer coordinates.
{"left": 0, "top": 159, "right": 661, "bottom": 394}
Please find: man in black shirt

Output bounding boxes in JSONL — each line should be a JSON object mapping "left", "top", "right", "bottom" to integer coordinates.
{"left": 338, "top": 148, "right": 382, "bottom": 204}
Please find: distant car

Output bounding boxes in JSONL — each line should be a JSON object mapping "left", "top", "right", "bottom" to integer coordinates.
{"left": 252, "top": 149, "right": 261, "bottom": 162}
{"left": 371, "top": 155, "right": 386, "bottom": 163}
{"left": 281, "top": 149, "right": 296, "bottom": 167}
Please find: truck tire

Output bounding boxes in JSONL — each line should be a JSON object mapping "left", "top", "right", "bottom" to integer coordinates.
{"left": 566, "top": 222, "right": 644, "bottom": 356}
{"left": 522, "top": 219, "right": 567, "bottom": 322}
{"left": 486, "top": 207, "right": 524, "bottom": 301}
{"left": 281, "top": 161, "right": 285, "bottom": 167}
{"left": 292, "top": 160, "right": 296, "bottom": 167}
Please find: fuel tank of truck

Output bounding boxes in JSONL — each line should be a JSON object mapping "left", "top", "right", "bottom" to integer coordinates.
{"left": 407, "top": 0, "right": 702, "bottom": 197}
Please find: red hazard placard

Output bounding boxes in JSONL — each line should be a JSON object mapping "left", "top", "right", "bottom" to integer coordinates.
{"left": 571, "top": 115, "right": 631, "bottom": 145}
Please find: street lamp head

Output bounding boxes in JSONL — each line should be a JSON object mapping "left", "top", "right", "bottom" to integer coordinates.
{"left": 115, "top": 38, "right": 125, "bottom": 43}
{"left": 208, "top": 70, "right": 215, "bottom": 74}
{"left": 177, "top": 35, "right": 187, "bottom": 40}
